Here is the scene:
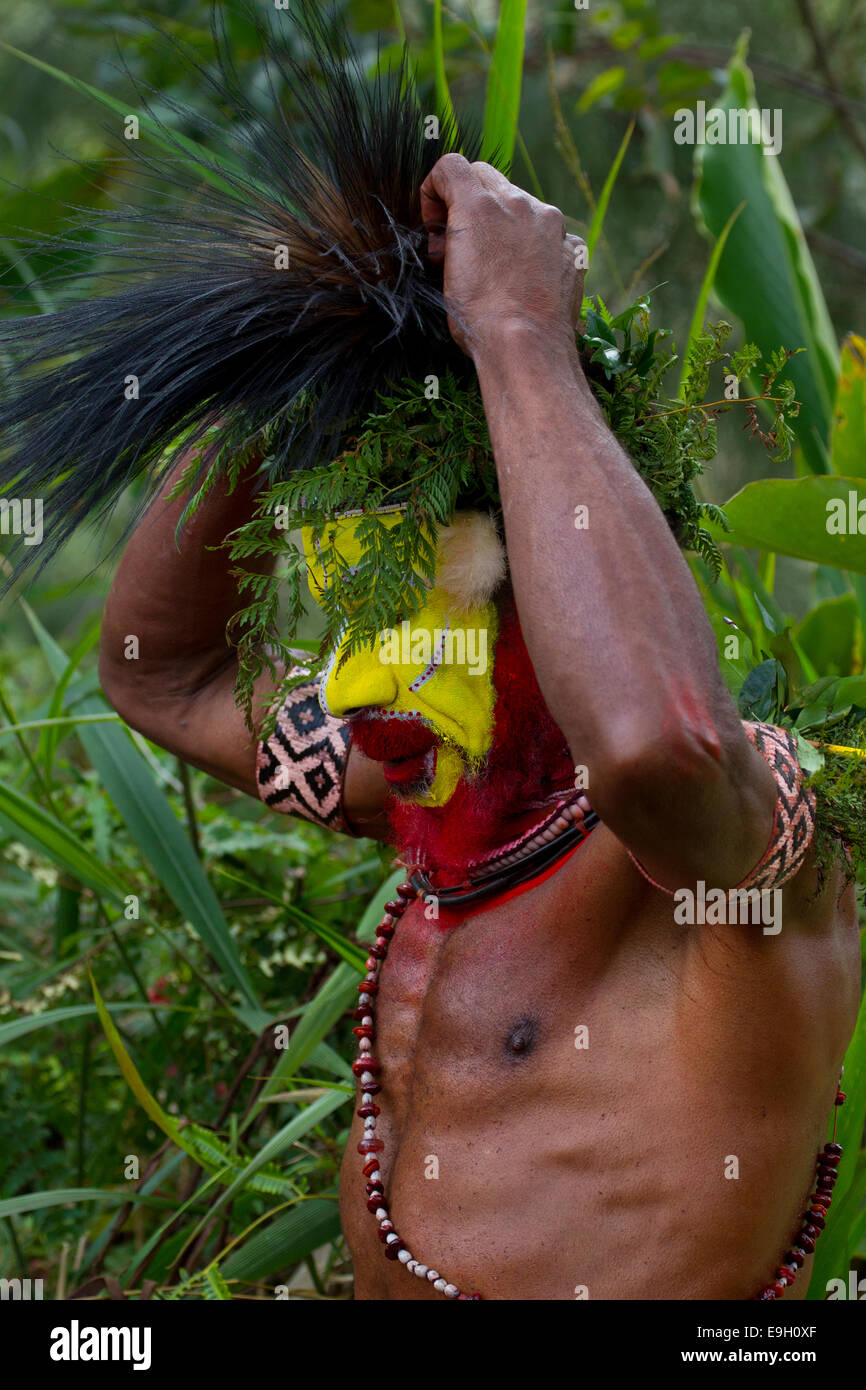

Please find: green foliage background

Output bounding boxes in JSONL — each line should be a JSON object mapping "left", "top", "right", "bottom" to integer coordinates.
{"left": 1, "top": 0, "right": 865, "bottom": 1300}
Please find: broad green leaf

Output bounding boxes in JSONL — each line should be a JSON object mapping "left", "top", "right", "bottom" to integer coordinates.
{"left": 20, "top": 599, "right": 264, "bottom": 1024}
{"left": 830, "top": 333, "right": 866, "bottom": 477}
{"left": 694, "top": 38, "right": 839, "bottom": 474}
{"left": 710, "top": 478, "right": 866, "bottom": 573}
{"left": 708, "top": 612, "right": 755, "bottom": 697}
{"left": 794, "top": 594, "right": 860, "bottom": 677}
{"left": 586, "top": 121, "right": 634, "bottom": 266}
{"left": 481, "top": 0, "right": 527, "bottom": 172}
{"left": 0, "top": 783, "right": 127, "bottom": 900}
{"left": 221, "top": 1198, "right": 341, "bottom": 1283}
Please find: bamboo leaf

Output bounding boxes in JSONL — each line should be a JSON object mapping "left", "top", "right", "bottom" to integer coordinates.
{"left": 481, "top": 0, "right": 527, "bottom": 172}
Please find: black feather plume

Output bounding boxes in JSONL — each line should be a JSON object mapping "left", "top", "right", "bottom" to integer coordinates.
{"left": 0, "top": 0, "right": 485, "bottom": 572}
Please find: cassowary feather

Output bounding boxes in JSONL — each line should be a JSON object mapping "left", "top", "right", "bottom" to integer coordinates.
{"left": 0, "top": 0, "right": 486, "bottom": 574}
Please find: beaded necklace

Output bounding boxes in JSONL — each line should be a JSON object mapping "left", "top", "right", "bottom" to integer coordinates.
{"left": 351, "top": 810, "right": 848, "bottom": 1302}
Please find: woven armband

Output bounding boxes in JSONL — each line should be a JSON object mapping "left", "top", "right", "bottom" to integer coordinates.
{"left": 255, "top": 654, "right": 352, "bottom": 832}
{"left": 629, "top": 720, "right": 816, "bottom": 895}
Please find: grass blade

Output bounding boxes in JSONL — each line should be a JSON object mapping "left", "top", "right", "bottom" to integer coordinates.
{"left": 19, "top": 598, "right": 265, "bottom": 1025}
{"left": 0, "top": 41, "right": 243, "bottom": 198}
{"left": 0, "top": 782, "right": 126, "bottom": 900}
{"left": 432, "top": 0, "right": 457, "bottom": 131}
{"left": 678, "top": 201, "right": 745, "bottom": 400}
{"left": 586, "top": 120, "right": 634, "bottom": 267}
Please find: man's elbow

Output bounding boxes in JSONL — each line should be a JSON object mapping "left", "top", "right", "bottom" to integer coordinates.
{"left": 592, "top": 712, "right": 727, "bottom": 817}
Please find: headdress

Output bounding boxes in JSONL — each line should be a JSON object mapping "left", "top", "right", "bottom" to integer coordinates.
{"left": 0, "top": 0, "right": 739, "bottom": 713}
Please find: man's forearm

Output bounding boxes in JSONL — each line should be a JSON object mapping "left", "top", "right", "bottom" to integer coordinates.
{"left": 473, "top": 320, "right": 776, "bottom": 882}
{"left": 100, "top": 457, "right": 268, "bottom": 701}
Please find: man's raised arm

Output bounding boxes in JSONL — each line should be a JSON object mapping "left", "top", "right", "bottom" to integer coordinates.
{"left": 99, "top": 455, "right": 388, "bottom": 831}
{"left": 420, "top": 153, "right": 778, "bottom": 890}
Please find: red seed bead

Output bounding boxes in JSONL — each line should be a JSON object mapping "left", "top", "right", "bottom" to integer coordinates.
{"left": 366, "top": 1194, "right": 384, "bottom": 1214}
{"left": 377, "top": 1225, "right": 396, "bottom": 1244}
{"left": 357, "top": 980, "right": 379, "bottom": 995}
{"left": 787, "top": 1248, "right": 806, "bottom": 1267}
{"left": 770, "top": 1281, "right": 786, "bottom": 1297}
{"left": 817, "top": 1167, "right": 838, "bottom": 1184}
{"left": 821, "top": 1152, "right": 841, "bottom": 1167}
{"left": 383, "top": 1241, "right": 404, "bottom": 1260}
{"left": 357, "top": 1138, "right": 384, "bottom": 1154}
{"left": 798, "top": 1233, "right": 816, "bottom": 1254}
{"left": 358, "top": 1104, "right": 380, "bottom": 1120}
{"left": 377, "top": 923, "right": 395, "bottom": 940}
{"left": 352, "top": 1005, "right": 373, "bottom": 1022}
{"left": 361, "top": 1080, "right": 381, "bottom": 1095}
{"left": 807, "top": 1209, "right": 826, "bottom": 1229}
{"left": 362, "top": 1156, "right": 379, "bottom": 1176}
{"left": 816, "top": 1189, "right": 833, "bottom": 1204}
{"left": 368, "top": 943, "right": 387, "bottom": 959}
{"left": 397, "top": 883, "right": 415, "bottom": 898}
{"left": 352, "top": 1057, "right": 381, "bottom": 1077}
{"left": 458, "top": 1294, "right": 472, "bottom": 1300}
{"left": 835, "top": 1091, "right": 847, "bottom": 1105}
{"left": 824, "top": 1142, "right": 843, "bottom": 1156}
{"left": 384, "top": 901, "right": 403, "bottom": 915}
{"left": 353, "top": 1025, "right": 375, "bottom": 1040}
{"left": 778, "top": 1266, "right": 797, "bottom": 1282}
{"left": 366, "top": 1180, "right": 385, "bottom": 1196}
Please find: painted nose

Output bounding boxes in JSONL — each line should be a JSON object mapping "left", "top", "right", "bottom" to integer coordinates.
{"left": 321, "top": 637, "right": 400, "bottom": 719}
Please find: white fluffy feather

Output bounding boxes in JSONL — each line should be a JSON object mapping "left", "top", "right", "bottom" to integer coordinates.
{"left": 435, "top": 511, "right": 507, "bottom": 611}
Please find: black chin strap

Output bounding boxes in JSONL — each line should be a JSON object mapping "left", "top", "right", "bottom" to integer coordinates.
{"left": 409, "top": 810, "right": 600, "bottom": 907}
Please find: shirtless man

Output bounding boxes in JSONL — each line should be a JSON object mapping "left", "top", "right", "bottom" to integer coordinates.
{"left": 99, "top": 155, "right": 860, "bottom": 1300}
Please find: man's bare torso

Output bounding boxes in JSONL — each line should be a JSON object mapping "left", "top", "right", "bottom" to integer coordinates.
{"left": 341, "top": 828, "right": 860, "bottom": 1300}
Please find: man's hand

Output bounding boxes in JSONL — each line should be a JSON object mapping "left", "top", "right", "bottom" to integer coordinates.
{"left": 420, "top": 155, "right": 585, "bottom": 360}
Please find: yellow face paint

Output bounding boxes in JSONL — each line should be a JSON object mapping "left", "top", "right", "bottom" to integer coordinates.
{"left": 302, "top": 514, "right": 497, "bottom": 807}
